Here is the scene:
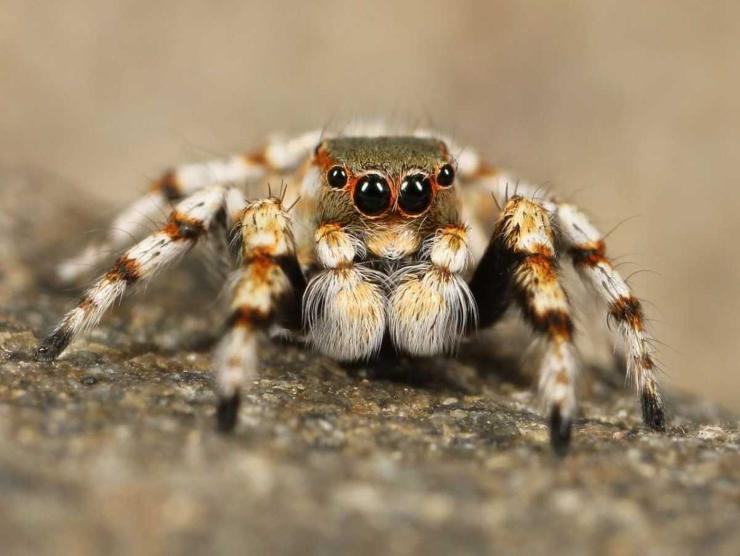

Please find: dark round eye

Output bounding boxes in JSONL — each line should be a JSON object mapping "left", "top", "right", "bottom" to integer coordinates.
{"left": 437, "top": 164, "right": 455, "bottom": 187}
{"left": 353, "top": 174, "right": 391, "bottom": 216}
{"left": 399, "top": 174, "right": 433, "bottom": 215}
{"left": 327, "top": 166, "right": 348, "bottom": 189}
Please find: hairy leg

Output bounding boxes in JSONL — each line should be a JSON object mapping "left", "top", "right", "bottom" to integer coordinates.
{"left": 555, "top": 203, "right": 665, "bottom": 429}
{"left": 36, "top": 185, "right": 228, "bottom": 360}
{"left": 459, "top": 148, "right": 665, "bottom": 431}
{"left": 471, "top": 196, "right": 578, "bottom": 454}
{"left": 214, "top": 197, "right": 306, "bottom": 432}
{"left": 389, "top": 224, "right": 477, "bottom": 356}
{"left": 303, "top": 223, "right": 387, "bottom": 361}
{"left": 58, "top": 130, "right": 321, "bottom": 282}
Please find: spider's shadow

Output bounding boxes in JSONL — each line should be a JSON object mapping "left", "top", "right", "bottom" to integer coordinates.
{"left": 339, "top": 338, "right": 532, "bottom": 396}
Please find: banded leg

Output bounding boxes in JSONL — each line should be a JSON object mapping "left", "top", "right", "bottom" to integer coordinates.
{"left": 36, "top": 186, "right": 228, "bottom": 361}
{"left": 471, "top": 196, "right": 578, "bottom": 455}
{"left": 303, "top": 223, "right": 387, "bottom": 361}
{"left": 389, "top": 224, "right": 477, "bottom": 356}
{"left": 555, "top": 203, "right": 665, "bottom": 430}
{"left": 458, "top": 148, "right": 665, "bottom": 431}
{"left": 449, "top": 146, "right": 553, "bottom": 262}
{"left": 58, "top": 130, "right": 321, "bottom": 282}
{"left": 214, "top": 198, "right": 306, "bottom": 432}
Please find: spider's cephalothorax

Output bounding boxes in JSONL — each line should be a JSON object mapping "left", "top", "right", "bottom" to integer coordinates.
{"left": 35, "top": 126, "right": 666, "bottom": 455}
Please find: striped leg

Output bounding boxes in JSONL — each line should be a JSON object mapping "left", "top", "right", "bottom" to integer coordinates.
{"left": 471, "top": 196, "right": 578, "bottom": 455}
{"left": 35, "top": 186, "right": 228, "bottom": 361}
{"left": 214, "top": 198, "right": 306, "bottom": 432}
{"left": 458, "top": 149, "right": 665, "bottom": 432}
{"left": 555, "top": 204, "right": 665, "bottom": 430}
{"left": 57, "top": 130, "right": 321, "bottom": 282}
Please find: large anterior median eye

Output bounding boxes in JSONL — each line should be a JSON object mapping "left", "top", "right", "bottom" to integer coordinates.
{"left": 353, "top": 174, "right": 391, "bottom": 216}
{"left": 399, "top": 174, "right": 433, "bottom": 215}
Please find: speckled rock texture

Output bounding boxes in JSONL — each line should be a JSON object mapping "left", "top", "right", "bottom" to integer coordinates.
{"left": 0, "top": 172, "right": 738, "bottom": 556}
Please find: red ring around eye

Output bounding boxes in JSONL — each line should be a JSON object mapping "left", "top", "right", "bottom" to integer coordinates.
{"left": 327, "top": 166, "right": 348, "bottom": 188}
{"left": 353, "top": 174, "right": 391, "bottom": 216}
{"left": 436, "top": 164, "right": 455, "bottom": 187}
{"left": 399, "top": 174, "right": 433, "bottom": 215}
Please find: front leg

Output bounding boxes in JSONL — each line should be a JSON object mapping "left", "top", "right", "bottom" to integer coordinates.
{"left": 471, "top": 196, "right": 579, "bottom": 455}
{"left": 214, "top": 198, "right": 306, "bottom": 432}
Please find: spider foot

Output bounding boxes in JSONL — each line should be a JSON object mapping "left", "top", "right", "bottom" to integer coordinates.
{"left": 549, "top": 406, "right": 572, "bottom": 457}
{"left": 641, "top": 390, "right": 666, "bottom": 432}
{"left": 216, "top": 392, "right": 240, "bottom": 433}
{"left": 34, "top": 330, "right": 71, "bottom": 362}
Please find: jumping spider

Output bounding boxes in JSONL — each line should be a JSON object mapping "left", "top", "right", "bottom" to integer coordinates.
{"left": 35, "top": 125, "right": 666, "bottom": 454}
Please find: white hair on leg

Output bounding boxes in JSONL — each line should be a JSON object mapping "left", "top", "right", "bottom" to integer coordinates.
{"left": 303, "top": 223, "right": 387, "bottom": 361}
{"left": 36, "top": 185, "right": 228, "bottom": 361}
{"left": 214, "top": 197, "right": 304, "bottom": 431}
{"left": 389, "top": 225, "right": 477, "bottom": 357}
{"left": 57, "top": 131, "right": 322, "bottom": 283}
{"left": 554, "top": 202, "right": 665, "bottom": 429}
{"left": 493, "top": 196, "right": 580, "bottom": 454}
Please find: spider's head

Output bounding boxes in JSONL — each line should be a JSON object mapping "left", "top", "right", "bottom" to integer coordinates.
{"left": 313, "top": 136, "right": 460, "bottom": 259}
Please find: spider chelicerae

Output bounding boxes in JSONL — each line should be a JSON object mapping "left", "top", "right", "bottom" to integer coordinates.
{"left": 35, "top": 124, "right": 666, "bottom": 454}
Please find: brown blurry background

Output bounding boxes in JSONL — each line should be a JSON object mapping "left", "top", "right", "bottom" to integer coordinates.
{"left": 1, "top": 0, "right": 738, "bottom": 410}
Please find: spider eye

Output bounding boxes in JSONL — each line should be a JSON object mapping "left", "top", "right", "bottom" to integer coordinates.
{"left": 327, "top": 166, "right": 348, "bottom": 189}
{"left": 437, "top": 164, "right": 455, "bottom": 187}
{"left": 353, "top": 174, "right": 391, "bottom": 216}
{"left": 399, "top": 174, "right": 433, "bottom": 215}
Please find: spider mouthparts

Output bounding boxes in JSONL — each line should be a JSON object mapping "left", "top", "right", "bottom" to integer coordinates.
{"left": 216, "top": 392, "right": 241, "bottom": 433}
{"left": 549, "top": 406, "right": 572, "bottom": 457}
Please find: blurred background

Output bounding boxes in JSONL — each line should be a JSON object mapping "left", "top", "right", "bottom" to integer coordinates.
{"left": 1, "top": 0, "right": 738, "bottom": 410}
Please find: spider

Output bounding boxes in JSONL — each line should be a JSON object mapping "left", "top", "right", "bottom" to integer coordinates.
{"left": 34, "top": 124, "right": 666, "bottom": 454}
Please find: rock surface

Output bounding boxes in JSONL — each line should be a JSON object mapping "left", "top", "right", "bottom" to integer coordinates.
{"left": 0, "top": 172, "right": 738, "bottom": 555}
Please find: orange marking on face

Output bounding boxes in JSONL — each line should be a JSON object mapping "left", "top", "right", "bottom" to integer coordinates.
{"left": 366, "top": 226, "right": 421, "bottom": 259}
{"left": 313, "top": 143, "right": 339, "bottom": 172}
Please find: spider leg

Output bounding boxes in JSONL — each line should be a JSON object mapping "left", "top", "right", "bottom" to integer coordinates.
{"left": 389, "top": 224, "right": 477, "bottom": 356}
{"left": 214, "top": 197, "right": 306, "bottom": 432}
{"left": 458, "top": 148, "right": 665, "bottom": 432}
{"left": 303, "top": 223, "right": 387, "bottom": 361}
{"left": 470, "top": 196, "right": 578, "bottom": 455}
{"left": 57, "top": 130, "right": 321, "bottom": 282}
{"left": 554, "top": 203, "right": 665, "bottom": 430}
{"left": 35, "top": 185, "right": 229, "bottom": 361}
